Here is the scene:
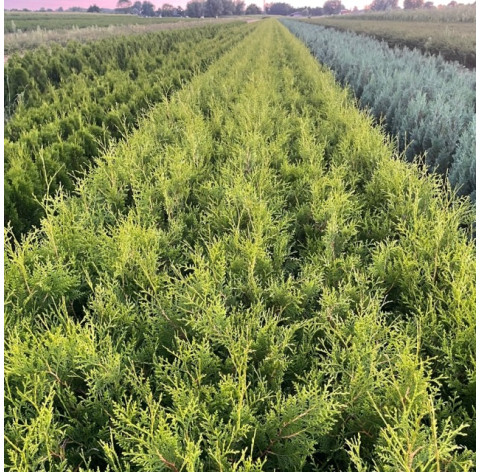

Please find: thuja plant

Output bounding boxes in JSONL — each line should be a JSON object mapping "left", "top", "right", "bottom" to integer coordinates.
{"left": 449, "top": 116, "right": 476, "bottom": 200}
{"left": 4, "top": 22, "right": 254, "bottom": 236}
{"left": 4, "top": 19, "right": 475, "bottom": 471}
{"left": 282, "top": 19, "right": 476, "bottom": 201}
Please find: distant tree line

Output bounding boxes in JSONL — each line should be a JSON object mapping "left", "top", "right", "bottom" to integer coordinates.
{"left": 260, "top": 0, "right": 459, "bottom": 15}
{"left": 183, "top": 0, "right": 346, "bottom": 17}
{"left": 10, "top": 0, "right": 463, "bottom": 16}
{"left": 112, "top": 0, "right": 347, "bottom": 17}
{"left": 184, "top": 0, "right": 247, "bottom": 17}
{"left": 367, "top": 0, "right": 461, "bottom": 11}
{"left": 115, "top": 0, "right": 163, "bottom": 16}
{"left": 261, "top": 0, "right": 463, "bottom": 14}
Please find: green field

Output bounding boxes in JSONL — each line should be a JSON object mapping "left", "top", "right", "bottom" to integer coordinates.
{"left": 335, "top": 4, "right": 475, "bottom": 22}
{"left": 4, "top": 12, "right": 185, "bottom": 33}
{"left": 4, "top": 18, "right": 475, "bottom": 471}
{"left": 303, "top": 5, "right": 475, "bottom": 68}
{"left": 4, "top": 17, "right": 244, "bottom": 54}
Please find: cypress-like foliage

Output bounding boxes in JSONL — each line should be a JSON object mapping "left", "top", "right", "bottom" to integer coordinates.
{"left": 4, "top": 20, "right": 475, "bottom": 471}
{"left": 282, "top": 19, "right": 476, "bottom": 202}
{"left": 4, "top": 22, "right": 254, "bottom": 236}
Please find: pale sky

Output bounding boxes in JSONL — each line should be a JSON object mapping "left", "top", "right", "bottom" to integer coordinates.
{"left": 3, "top": 0, "right": 469, "bottom": 12}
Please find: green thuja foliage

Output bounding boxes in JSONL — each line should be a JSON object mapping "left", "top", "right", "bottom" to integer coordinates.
{"left": 4, "top": 20, "right": 475, "bottom": 471}
{"left": 346, "top": 347, "right": 475, "bottom": 471}
{"left": 4, "top": 22, "right": 255, "bottom": 236}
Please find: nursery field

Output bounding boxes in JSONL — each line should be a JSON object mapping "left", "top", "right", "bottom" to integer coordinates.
{"left": 4, "top": 17, "right": 240, "bottom": 54}
{"left": 4, "top": 21, "right": 253, "bottom": 235}
{"left": 304, "top": 5, "right": 476, "bottom": 68}
{"left": 284, "top": 19, "right": 476, "bottom": 200}
{"left": 4, "top": 12, "right": 186, "bottom": 33}
{"left": 4, "top": 19, "right": 476, "bottom": 472}
{"left": 334, "top": 4, "right": 475, "bottom": 22}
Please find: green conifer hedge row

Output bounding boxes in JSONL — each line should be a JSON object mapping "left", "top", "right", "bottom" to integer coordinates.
{"left": 4, "top": 22, "right": 253, "bottom": 236}
{"left": 282, "top": 19, "right": 476, "bottom": 202}
{"left": 5, "top": 19, "right": 475, "bottom": 471}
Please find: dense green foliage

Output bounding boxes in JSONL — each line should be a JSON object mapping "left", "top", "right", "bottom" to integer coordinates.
{"left": 5, "top": 19, "right": 475, "bottom": 471}
{"left": 449, "top": 116, "right": 476, "bottom": 198}
{"left": 4, "top": 22, "right": 253, "bottom": 236}
{"left": 283, "top": 19, "right": 476, "bottom": 199}
{"left": 301, "top": 17, "right": 476, "bottom": 68}
{"left": 4, "top": 12, "right": 185, "bottom": 33}
{"left": 185, "top": 0, "right": 247, "bottom": 17}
